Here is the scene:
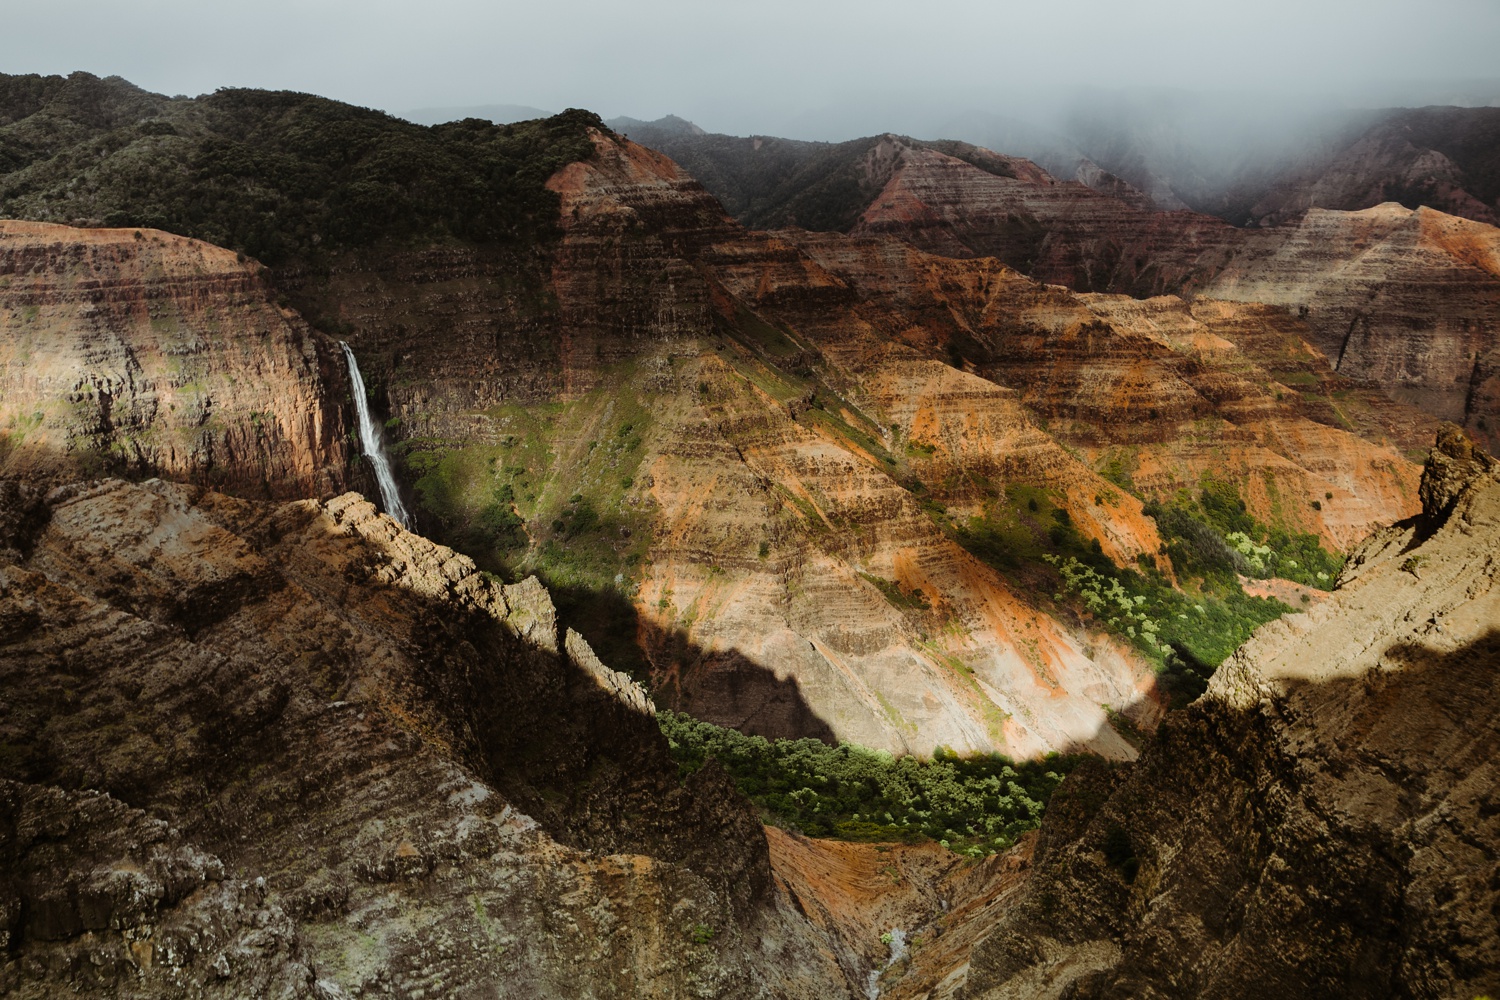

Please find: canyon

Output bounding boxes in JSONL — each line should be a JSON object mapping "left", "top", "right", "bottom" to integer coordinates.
{"left": 0, "top": 77, "right": 1461, "bottom": 761}
{"left": 2, "top": 73, "right": 1498, "bottom": 997}
{"left": 619, "top": 123, "right": 1500, "bottom": 455}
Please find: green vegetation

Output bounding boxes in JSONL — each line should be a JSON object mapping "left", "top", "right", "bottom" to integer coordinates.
{"left": 952, "top": 477, "right": 1335, "bottom": 706}
{"left": 1145, "top": 476, "right": 1343, "bottom": 590}
{"left": 395, "top": 370, "right": 658, "bottom": 679}
{"left": 1, "top": 72, "right": 602, "bottom": 264}
{"left": 659, "top": 710, "right": 1081, "bottom": 856}
{"left": 859, "top": 573, "right": 931, "bottom": 612}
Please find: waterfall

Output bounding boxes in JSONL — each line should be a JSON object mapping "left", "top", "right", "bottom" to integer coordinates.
{"left": 866, "top": 928, "right": 907, "bottom": 999}
{"left": 339, "top": 341, "right": 411, "bottom": 528}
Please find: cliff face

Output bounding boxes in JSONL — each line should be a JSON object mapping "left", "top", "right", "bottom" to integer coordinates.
{"left": 948, "top": 427, "right": 1500, "bottom": 1000}
{"left": 0, "top": 221, "right": 350, "bottom": 497}
{"left": 254, "top": 131, "right": 1429, "bottom": 758}
{"left": 1205, "top": 203, "right": 1500, "bottom": 452}
{"left": 0, "top": 477, "right": 851, "bottom": 998}
{"left": 778, "top": 231, "right": 1423, "bottom": 551}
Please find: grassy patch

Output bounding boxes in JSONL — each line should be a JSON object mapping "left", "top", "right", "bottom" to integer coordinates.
{"left": 395, "top": 369, "right": 662, "bottom": 679}
{"left": 859, "top": 572, "right": 932, "bottom": 612}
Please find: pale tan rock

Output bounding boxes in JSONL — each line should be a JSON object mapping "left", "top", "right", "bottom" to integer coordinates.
{"left": 952, "top": 427, "right": 1500, "bottom": 1000}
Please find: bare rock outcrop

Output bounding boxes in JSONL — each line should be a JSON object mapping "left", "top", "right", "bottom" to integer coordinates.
{"left": 948, "top": 428, "right": 1500, "bottom": 999}
{"left": 0, "top": 478, "right": 850, "bottom": 998}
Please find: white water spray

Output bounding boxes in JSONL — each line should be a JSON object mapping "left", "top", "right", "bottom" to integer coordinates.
{"left": 340, "top": 341, "right": 410, "bottom": 528}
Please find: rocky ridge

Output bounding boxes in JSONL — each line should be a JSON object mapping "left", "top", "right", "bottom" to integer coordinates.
{"left": 1203, "top": 202, "right": 1500, "bottom": 453}
{"left": 0, "top": 477, "right": 856, "bottom": 998}
{"left": 1244, "top": 106, "right": 1500, "bottom": 228}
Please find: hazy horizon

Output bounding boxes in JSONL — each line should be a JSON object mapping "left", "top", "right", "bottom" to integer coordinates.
{"left": 3, "top": 0, "right": 1499, "bottom": 143}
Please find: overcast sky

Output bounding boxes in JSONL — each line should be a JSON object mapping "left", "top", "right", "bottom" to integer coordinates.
{"left": 4, "top": 0, "right": 1499, "bottom": 138}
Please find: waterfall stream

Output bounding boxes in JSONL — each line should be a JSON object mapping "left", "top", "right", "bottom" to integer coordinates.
{"left": 340, "top": 341, "right": 411, "bottom": 528}
{"left": 866, "top": 928, "right": 907, "bottom": 999}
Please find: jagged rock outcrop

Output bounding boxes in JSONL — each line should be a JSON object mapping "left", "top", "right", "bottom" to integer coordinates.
{"left": 945, "top": 428, "right": 1500, "bottom": 999}
{"left": 0, "top": 221, "right": 350, "bottom": 497}
{"left": 0, "top": 478, "right": 851, "bottom": 998}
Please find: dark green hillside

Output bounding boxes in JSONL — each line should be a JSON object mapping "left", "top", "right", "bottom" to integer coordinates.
{"left": 0, "top": 71, "right": 603, "bottom": 264}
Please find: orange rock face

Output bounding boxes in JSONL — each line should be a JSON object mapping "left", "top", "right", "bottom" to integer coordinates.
{"left": 826, "top": 137, "right": 1500, "bottom": 454}
{"left": 501, "top": 133, "right": 1430, "bottom": 755}
{"left": 765, "top": 826, "right": 1034, "bottom": 998}
{"left": 0, "top": 221, "right": 349, "bottom": 497}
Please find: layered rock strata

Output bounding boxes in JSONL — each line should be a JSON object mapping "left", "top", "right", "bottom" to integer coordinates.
{"left": 0, "top": 478, "right": 850, "bottom": 998}
{"left": 1204, "top": 203, "right": 1500, "bottom": 452}
{"left": 947, "top": 427, "right": 1500, "bottom": 999}
{"left": 619, "top": 128, "right": 1500, "bottom": 453}
{"left": 0, "top": 221, "right": 350, "bottom": 496}
{"left": 285, "top": 131, "right": 1429, "bottom": 756}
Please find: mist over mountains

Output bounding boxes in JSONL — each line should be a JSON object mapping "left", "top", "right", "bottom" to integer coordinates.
{"left": 3, "top": 48, "right": 1500, "bottom": 1000}
{"left": 413, "top": 91, "right": 1500, "bottom": 229}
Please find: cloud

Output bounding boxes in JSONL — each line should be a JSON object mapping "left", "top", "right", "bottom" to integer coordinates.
{"left": 3, "top": 0, "right": 1497, "bottom": 137}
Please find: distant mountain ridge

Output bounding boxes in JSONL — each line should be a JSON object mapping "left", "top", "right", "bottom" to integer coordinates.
{"left": 1243, "top": 105, "right": 1500, "bottom": 227}
{"left": 605, "top": 115, "right": 1158, "bottom": 229}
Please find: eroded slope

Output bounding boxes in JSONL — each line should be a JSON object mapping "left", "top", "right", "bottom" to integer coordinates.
{"left": 0, "top": 478, "right": 852, "bottom": 998}
{"left": 950, "top": 426, "right": 1500, "bottom": 999}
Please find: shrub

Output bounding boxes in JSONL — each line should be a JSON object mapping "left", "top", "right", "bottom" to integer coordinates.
{"left": 658, "top": 711, "right": 1081, "bottom": 855}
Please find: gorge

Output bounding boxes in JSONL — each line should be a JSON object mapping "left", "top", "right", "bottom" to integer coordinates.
{"left": 1, "top": 70, "right": 1497, "bottom": 998}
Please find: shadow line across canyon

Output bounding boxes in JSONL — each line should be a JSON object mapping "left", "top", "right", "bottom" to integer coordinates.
{"left": 968, "top": 626, "right": 1500, "bottom": 999}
